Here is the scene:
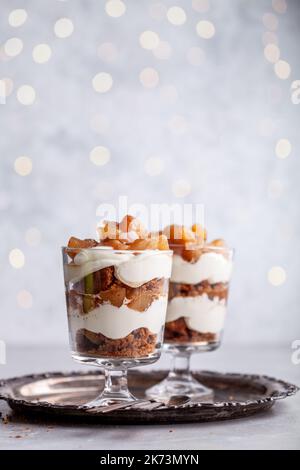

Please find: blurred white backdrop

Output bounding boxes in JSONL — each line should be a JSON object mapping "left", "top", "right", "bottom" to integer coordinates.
{"left": 0, "top": 0, "right": 299, "bottom": 346}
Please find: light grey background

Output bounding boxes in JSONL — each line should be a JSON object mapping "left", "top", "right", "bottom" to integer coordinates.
{"left": 0, "top": 0, "right": 299, "bottom": 347}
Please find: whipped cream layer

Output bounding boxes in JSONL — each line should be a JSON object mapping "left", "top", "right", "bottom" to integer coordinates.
{"left": 69, "top": 297, "right": 168, "bottom": 340}
{"left": 171, "top": 252, "right": 232, "bottom": 285}
{"left": 64, "top": 249, "right": 172, "bottom": 287}
{"left": 167, "top": 294, "right": 226, "bottom": 334}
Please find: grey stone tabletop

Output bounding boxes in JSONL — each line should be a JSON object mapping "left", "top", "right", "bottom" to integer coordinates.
{"left": 0, "top": 343, "right": 299, "bottom": 450}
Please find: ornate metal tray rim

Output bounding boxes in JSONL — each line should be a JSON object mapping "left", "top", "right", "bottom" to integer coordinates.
{"left": 0, "top": 369, "right": 298, "bottom": 409}
{"left": 0, "top": 370, "right": 298, "bottom": 423}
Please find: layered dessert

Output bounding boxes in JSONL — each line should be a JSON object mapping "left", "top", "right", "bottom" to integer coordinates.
{"left": 163, "top": 224, "right": 233, "bottom": 345}
{"left": 63, "top": 216, "right": 172, "bottom": 359}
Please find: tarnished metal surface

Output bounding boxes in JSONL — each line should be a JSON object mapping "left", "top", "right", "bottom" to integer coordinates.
{"left": 0, "top": 370, "right": 298, "bottom": 424}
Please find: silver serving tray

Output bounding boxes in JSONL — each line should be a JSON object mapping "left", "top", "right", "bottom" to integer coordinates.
{"left": 0, "top": 370, "right": 298, "bottom": 424}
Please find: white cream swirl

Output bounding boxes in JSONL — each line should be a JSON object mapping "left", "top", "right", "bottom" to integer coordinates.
{"left": 167, "top": 294, "right": 226, "bottom": 334}
{"left": 69, "top": 297, "right": 168, "bottom": 339}
{"left": 171, "top": 252, "right": 232, "bottom": 285}
{"left": 64, "top": 248, "right": 172, "bottom": 287}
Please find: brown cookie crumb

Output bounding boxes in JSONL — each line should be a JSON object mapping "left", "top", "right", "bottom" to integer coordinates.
{"left": 169, "top": 281, "right": 228, "bottom": 301}
{"left": 2, "top": 415, "right": 10, "bottom": 424}
{"left": 76, "top": 327, "right": 158, "bottom": 358}
{"left": 164, "top": 317, "right": 217, "bottom": 343}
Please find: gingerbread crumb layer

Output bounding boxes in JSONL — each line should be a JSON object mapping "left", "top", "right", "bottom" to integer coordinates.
{"left": 168, "top": 280, "right": 229, "bottom": 301}
{"left": 164, "top": 317, "right": 217, "bottom": 344}
{"left": 76, "top": 327, "right": 158, "bottom": 358}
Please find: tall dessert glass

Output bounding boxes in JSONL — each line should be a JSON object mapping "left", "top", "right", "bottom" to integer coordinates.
{"left": 146, "top": 242, "right": 233, "bottom": 401}
{"left": 62, "top": 246, "right": 172, "bottom": 407}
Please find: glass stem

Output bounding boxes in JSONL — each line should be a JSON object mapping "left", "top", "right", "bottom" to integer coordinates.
{"left": 169, "top": 353, "right": 192, "bottom": 383}
{"left": 84, "top": 368, "right": 136, "bottom": 407}
{"left": 103, "top": 369, "right": 129, "bottom": 396}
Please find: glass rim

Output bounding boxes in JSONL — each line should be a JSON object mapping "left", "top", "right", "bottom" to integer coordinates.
{"left": 168, "top": 242, "right": 234, "bottom": 253}
{"left": 61, "top": 246, "right": 174, "bottom": 255}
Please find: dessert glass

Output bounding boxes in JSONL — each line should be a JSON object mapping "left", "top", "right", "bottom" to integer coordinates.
{"left": 146, "top": 243, "right": 233, "bottom": 401}
{"left": 62, "top": 246, "right": 172, "bottom": 407}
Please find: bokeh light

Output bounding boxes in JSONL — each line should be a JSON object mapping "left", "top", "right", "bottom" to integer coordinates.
{"left": 272, "top": 0, "right": 287, "bottom": 14}
{"left": 196, "top": 20, "right": 215, "bottom": 39}
{"left": 17, "top": 85, "right": 36, "bottom": 105}
{"left": 268, "top": 266, "right": 286, "bottom": 286}
{"left": 90, "top": 146, "right": 111, "bottom": 166}
{"left": 264, "top": 44, "right": 280, "bottom": 63}
{"left": 167, "top": 6, "right": 187, "bottom": 26}
{"left": 32, "top": 44, "right": 52, "bottom": 64}
{"left": 262, "top": 12, "right": 278, "bottom": 31}
{"left": 275, "top": 139, "right": 291, "bottom": 159}
{"left": 139, "top": 67, "right": 159, "bottom": 88}
{"left": 139, "top": 31, "right": 160, "bottom": 50}
{"left": 274, "top": 60, "right": 291, "bottom": 79}
{"left": 105, "top": 0, "right": 126, "bottom": 18}
{"left": 9, "top": 248, "right": 25, "bottom": 269}
{"left": 172, "top": 179, "right": 191, "bottom": 198}
{"left": 54, "top": 18, "right": 74, "bottom": 38}
{"left": 144, "top": 157, "right": 164, "bottom": 176}
{"left": 17, "top": 290, "right": 33, "bottom": 309}
{"left": 4, "top": 37, "right": 23, "bottom": 57}
{"left": 92, "top": 72, "right": 113, "bottom": 93}
{"left": 8, "top": 9, "right": 28, "bottom": 27}
{"left": 14, "top": 156, "right": 33, "bottom": 176}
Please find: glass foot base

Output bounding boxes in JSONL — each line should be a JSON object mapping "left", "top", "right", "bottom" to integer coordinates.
{"left": 83, "top": 385, "right": 136, "bottom": 408}
{"left": 146, "top": 375, "right": 214, "bottom": 402}
{"left": 83, "top": 392, "right": 136, "bottom": 408}
{"left": 77, "top": 366, "right": 137, "bottom": 408}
